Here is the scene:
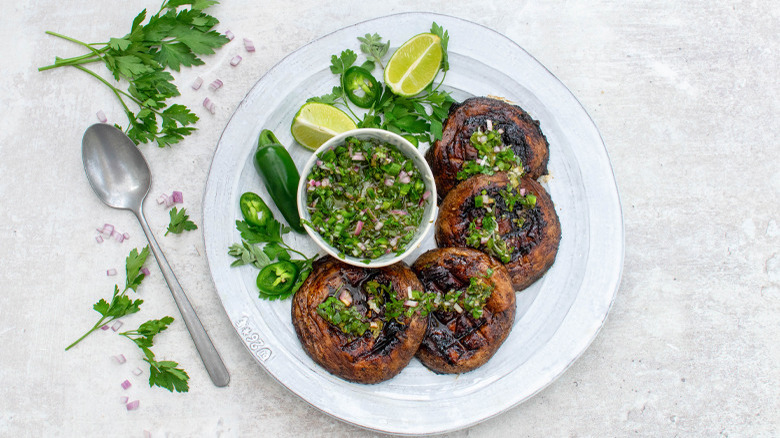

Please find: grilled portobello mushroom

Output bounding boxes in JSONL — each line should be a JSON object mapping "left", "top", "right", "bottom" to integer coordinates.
{"left": 425, "top": 96, "right": 550, "bottom": 203}
{"left": 291, "top": 256, "right": 428, "bottom": 384}
{"left": 435, "top": 173, "right": 561, "bottom": 290}
{"left": 411, "top": 248, "right": 516, "bottom": 374}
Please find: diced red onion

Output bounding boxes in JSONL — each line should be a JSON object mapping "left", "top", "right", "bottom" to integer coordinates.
{"left": 316, "top": 160, "right": 323, "bottom": 166}
{"left": 480, "top": 237, "right": 489, "bottom": 245}
{"left": 140, "top": 267, "right": 150, "bottom": 276}
{"left": 96, "top": 110, "right": 107, "bottom": 123}
{"left": 389, "top": 236, "right": 400, "bottom": 247}
{"left": 407, "top": 286, "right": 413, "bottom": 299}
{"left": 453, "top": 303, "right": 464, "bottom": 313}
{"left": 203, "top": 97, "right": 216, "bottom": 114}
{"left": 243, "top": 38, "right": 255, "bottom": 52}
{"left": 351, "top": 153, "right": 365, "bottom": 161}
{"left": 120, "top": 396, "right": 129, "bottom": 404}
{"left": 374, "top": 222, "right": 384, "bottom": 231}
{"left": 101, "top": 325, "right": 110, "bottom": 331}
{"left": 404, "top": 300, "right": 418, "bottom": 307}
{"left": 121, "top": 380, "right": 132, "bottom": 390}
{"left": 126, "top": 400, "right": 140, "bottom": 411}
{"left": 111, "top": 321, "right": 123, "bottom": 332}
{"left": 321, "top": 179, "right": 330, "bottom": 187}
{"left": 338, "top": 290, "right": 353, "bottom": 306}
{"left": 422, "top": 191, "right": 431, "bottom": 200}
{"left": 399, "top": 174, "right": 411, "bottom": 184}
{"left": 114, "top": 231, "right": 125, "bottom": 243}
{"left": 357, "top": 242, "right": 366, "bottom": 251}
{"left": 191, "top": 76, "right": 203, "bottom": 90}
{"left": 113, "top": 354, "right": 126, "bottom": 364}
{"left": 519, "top": 188, "right": 527, "bottom": 196}
{"left": 95, "top": 235, "right": 104, "bottom": 244}
{"left": 133, "top": 367, "right": 143, "bottom": 376}
{"left": 497, "top": 128, "right": 504, "bottom": 134}
{"left": 486, "top": 119, "right": 493, "bottom": 131}
{"left": 389, "top": 209, "right": 407, "bottom": 216}
{"left": 107, "top": 268, "right": 117, "bottom": 276}
{"left": 224, "top": 30, "right": 235, "bottom": 41}
{"left": 354, "top": 220, "right": 364, "bottom": 236}
{"left": 157, "top": 194, "right": 168, "bottom": 205}
{"left": 230, "top": 55, "right": 242, "bottom": 66}
{"left": 102, "top": 223, "right": 114, "bottom": 235}
{"left": 493, "top": 146, "right": 502, "bottom": 153}
{"left": 208, "top": 79, "right": 223, "bottom": 91}
{"left": 171, "top": 191, "right": 183, "bottom": 204}
{"left": 384, "top": 178, "right": 394, "bottom": 187}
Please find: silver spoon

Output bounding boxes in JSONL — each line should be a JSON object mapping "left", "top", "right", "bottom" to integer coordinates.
{"left": 82, "top": 123, "right": 229, "bottom": 387}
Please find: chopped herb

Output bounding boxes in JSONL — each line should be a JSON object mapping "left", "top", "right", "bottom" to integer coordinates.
{"left": 316, "top": 296, "right": 371, "bottom": 337}
{"left": 303, "top": 136, "right": 428, "bottom": 260}
{"left": 457, "top": 124, "right": 523, "bottom": 181}
{"left": 466, "top": 211, "right": 511, "bottom": 264}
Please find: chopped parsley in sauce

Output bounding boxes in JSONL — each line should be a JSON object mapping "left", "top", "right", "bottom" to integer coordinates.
{"left": 457, "top": 121, "right": 524, "bottom": 185}
{"left": 304, "top": 137, "right": 429, "bottom": 261}
{"left": 316, "top": 280, "right": 431, "bottom": 339}
{"left": 466, "top": 188, "right": 537, "bottom": 263}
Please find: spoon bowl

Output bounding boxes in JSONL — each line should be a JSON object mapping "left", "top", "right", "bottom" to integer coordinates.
{"left": 82, "top": 124, "right": 151, "bottom": 210}
{"left": 81, "top": 123, "right": 229, "bottom": 387}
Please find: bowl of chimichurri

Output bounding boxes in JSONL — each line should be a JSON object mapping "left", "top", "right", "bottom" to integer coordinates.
{"left": 297, "top": 128, "right": 437, "bottom": 267}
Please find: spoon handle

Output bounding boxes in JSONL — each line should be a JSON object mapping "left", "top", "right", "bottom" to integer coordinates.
{"left": 134, "top": 205, "right": 230, "bottom": 387}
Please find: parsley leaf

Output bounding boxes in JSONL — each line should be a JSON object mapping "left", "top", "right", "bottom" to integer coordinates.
{"left": 330, "top": 50, "right": 357, "bottom": 75}
{"left": 120, "top": 316, "right": 190, "bottom": 393}
{"left": 166, "top": 207, "right": 198, "bottom": 235}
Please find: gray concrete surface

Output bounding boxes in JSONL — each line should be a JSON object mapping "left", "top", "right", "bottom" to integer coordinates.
{"left": 0, "top": 0, "right": 777, "bottom": 436}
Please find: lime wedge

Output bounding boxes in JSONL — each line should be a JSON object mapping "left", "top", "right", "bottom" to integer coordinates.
{"left": 384, "top": 33, "right": 443, "bottom": 97}
{"left": 290, "top": 102, "right": 357, "bottom": 150}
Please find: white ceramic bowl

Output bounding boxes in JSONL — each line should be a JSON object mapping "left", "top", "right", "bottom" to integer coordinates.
{"left": 297, "top": 128, "right": 437, "bottom": 268}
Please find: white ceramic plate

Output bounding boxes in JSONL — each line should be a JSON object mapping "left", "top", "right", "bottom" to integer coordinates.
{"left": 203, "top": 12, "right": 623, "bottom": 436}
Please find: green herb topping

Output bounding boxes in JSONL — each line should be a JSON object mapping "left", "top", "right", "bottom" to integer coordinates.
{"left": 304, "top": 137, "right": 429, "bottom": 261}
{"left": 465, "top": 186, "right": 538, "bottom": 263}
{"left": 457, "top": 122, "right": 524, "bottom": 182}
{"left": 316, "top": 280, "right": 432, "bottom": 339}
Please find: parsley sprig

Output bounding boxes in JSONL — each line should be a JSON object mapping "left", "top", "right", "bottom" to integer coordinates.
{"left": 66, "top": 246, "right": 190, "bottom": 392}
{"left": 229, "top": 215, "right": 316, "bottom": 301}
{"left": 66, "top": 247, "right": 151, "bottom": 350}
{"left": 165, "top": 206, "right": 198, "bottom": 235}
{"left": 120, "top": 317, "right": 190, "bottom": 392}
{"left": 39, "top": 0, "right": 229, "bottom": 147}
{"left": 307, "top": 23, "right": 455, "bottom": 145}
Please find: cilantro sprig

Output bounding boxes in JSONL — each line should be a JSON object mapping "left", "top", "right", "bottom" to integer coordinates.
{"left": 39, "top": 0, "right": 229, "bottom": 147}
{"left": 307, "top": 23, "right": 456, "bottom": 145}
